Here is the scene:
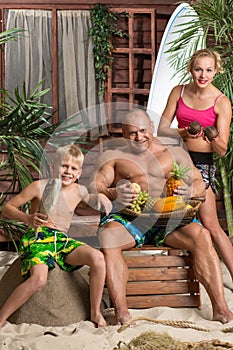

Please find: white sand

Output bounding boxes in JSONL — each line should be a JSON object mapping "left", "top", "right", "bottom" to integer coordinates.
{"left": 1, "top": 251, "right": 233, "bottom": 349}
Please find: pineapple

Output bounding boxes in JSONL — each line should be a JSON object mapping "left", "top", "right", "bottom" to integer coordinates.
{"left": 164, "top": 161, "right": 190, "bottom": 197}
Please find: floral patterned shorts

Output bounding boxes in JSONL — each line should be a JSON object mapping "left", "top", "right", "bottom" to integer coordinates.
{"left": 20, "top": 226, "right": 85, "bottom": 276}
{"left": 99, "top": 213, "right": 200, "bottom": 248}
{"left": 195, "top": 164, "right": 216, "bottom": 193}
{"left": 188, "top": 151, "right": 216, "bottom": 193}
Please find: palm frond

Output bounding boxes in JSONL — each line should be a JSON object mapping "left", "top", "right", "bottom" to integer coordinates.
{"left": 0, "top": 219, "right": 27, "bottom": 252}
{"left": 0, "top": 28, "right": 24, "bottom": 46}
{"left": 0, "top": 80, "right": 56, "bottom": 193}
{"left": 166, "top": 16, "right": 207, "bottom": 83}
{"left": 0, "top": 82, "right": 55, "bottom": 139}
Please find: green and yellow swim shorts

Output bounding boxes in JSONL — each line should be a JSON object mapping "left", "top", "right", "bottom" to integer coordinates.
{"left": 20, "top": 226, "right": 85, "bottom": 276}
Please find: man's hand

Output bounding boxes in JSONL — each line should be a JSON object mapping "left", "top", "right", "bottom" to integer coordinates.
{"left": 173, "top": 184, "right": 191, "bottom": 198}
{"left": 115, "top": 180, "right": 137, "bottom": 209}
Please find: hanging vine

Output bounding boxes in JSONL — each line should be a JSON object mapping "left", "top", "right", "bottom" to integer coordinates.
{"left": 89, "top": 4, "right": 129, "bottom": 95}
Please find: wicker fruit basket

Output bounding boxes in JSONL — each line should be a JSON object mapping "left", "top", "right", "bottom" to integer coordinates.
{"left": 121, "top": 199, "right": 202, "bottom": 227}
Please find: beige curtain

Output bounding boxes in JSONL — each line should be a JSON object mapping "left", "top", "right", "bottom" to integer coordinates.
{"left": 5, "top": 9, "right": 107, "bottom": 139}
{"left": 5, "top": 10, "right": 52, "bottom": 107}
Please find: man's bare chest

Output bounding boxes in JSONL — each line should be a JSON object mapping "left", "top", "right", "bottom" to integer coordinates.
{"left": 114, "top": 154, "right": 169, "bottom": 181}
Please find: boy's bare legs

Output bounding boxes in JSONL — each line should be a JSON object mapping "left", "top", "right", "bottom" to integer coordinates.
{"left": 165, "top": 222, "right": 233, "bottom": 324}
{"left": 0, "top": 264, "right": 48, "bottom": 329}
{"left": 98, "top": 222, "right": 136, "bottom": 325}
{"left": 65, "top": 245, "right": 107, "bottom": 327}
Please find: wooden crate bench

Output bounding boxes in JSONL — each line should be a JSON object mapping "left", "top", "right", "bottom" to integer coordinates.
{"left": 123, "top": 246, "right": 200, "bottom": 309}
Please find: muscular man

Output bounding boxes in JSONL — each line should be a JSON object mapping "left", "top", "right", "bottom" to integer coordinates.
{"left": 89, "top": 108, "right": 233, "bottom": 325}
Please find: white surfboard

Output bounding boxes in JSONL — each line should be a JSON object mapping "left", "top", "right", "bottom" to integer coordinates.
{"left": 147, "top": 3, "right": 205, "bottom": 135}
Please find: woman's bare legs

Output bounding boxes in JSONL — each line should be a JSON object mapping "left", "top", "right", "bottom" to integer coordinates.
{"left": 0, "top": 264, "right": 48, "bottom": 329}
{"left": 65, "top": 245, "right": 107, "bottom": 327}
{"left": 165, "top": 222, "right": 233, "bottom": 323}
{"left": 199, "top": 187, "right": 233, "bottom": 280}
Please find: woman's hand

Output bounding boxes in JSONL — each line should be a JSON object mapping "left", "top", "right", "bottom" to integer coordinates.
{"left": 185, "top": 126, "right": 203, "bottom": 139}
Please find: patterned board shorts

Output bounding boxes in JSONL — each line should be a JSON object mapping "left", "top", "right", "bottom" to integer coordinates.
{"left": 99, "top": 212, "right": 200, "bottom": 248}
{"left": 195, "top": 164, "right": 216, "bottom": 193}
{"left": 20, "top": 226, "right": 85, "bottom": 276}
{"left": 188, "top": 151, "right": 216, "bottom": 193}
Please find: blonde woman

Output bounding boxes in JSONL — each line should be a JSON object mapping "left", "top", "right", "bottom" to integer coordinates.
{"left": 158, "top": 48, "right": 233, "bottom": 281}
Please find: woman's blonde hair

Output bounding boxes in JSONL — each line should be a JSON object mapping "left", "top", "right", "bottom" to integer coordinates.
{"left": 187, "top": 48, "right": 224, "bottom": 74}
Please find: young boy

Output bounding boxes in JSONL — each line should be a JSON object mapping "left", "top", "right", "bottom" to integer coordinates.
{"left": 0, "top": 144, "right": 112, "bottom": 328}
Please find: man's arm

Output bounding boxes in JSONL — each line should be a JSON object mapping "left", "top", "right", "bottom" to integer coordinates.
{"left": 89, "top": 152, "right": 117, "bottom": 200}
{"left": 89, "top": 151, "right": 136, "bottom": 208}
{"left": 79, "top": 184, "right": 112, "bottom": 215}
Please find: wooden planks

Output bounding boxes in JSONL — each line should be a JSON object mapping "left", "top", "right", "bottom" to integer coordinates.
{"left": 123, "top": 246, "right": 201, "bottom": 309}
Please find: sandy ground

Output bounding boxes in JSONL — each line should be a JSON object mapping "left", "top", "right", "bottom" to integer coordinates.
{"left": 1, "top": 251, "right": 233, "bottom": 350}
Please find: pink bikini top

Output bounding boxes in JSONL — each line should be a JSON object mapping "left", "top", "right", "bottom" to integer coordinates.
{"left": 176, "top": 85, "right": 224, "bottom": 128}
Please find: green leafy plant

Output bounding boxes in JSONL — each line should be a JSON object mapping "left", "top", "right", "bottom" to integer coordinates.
{"left": 167, "top": 0, "right": 233, "bottom": 236}
{"left": 0, "top": 30, "right": 71, "bottom": 243}
{"left": 0, "top": 28, "right": 24, "bottom": 46}
{"left": 0, "top": 82, "right": 55, "bottom": 196}
{"left": 89, "top": 4, "right": 128, "bottom": 95}
{"left": 0, "top": 29, "right": 93, "bottom": 247}
{"left": 0, "top": 84, "right": 91, "bottom": 245}
{"left": 0, "top": 80, "right": 56, "bottom": 242}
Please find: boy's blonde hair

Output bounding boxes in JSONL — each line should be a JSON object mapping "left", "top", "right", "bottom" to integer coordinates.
{"left": 54, "top": 144, "right": 84, "bottom": 167}
{"left": 187, "top": 48, "right": 224, "bottom": 74}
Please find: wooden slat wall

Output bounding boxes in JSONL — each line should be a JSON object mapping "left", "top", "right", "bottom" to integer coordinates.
{"left": 0, "top": 1, "right": 178, "bottom": 7}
